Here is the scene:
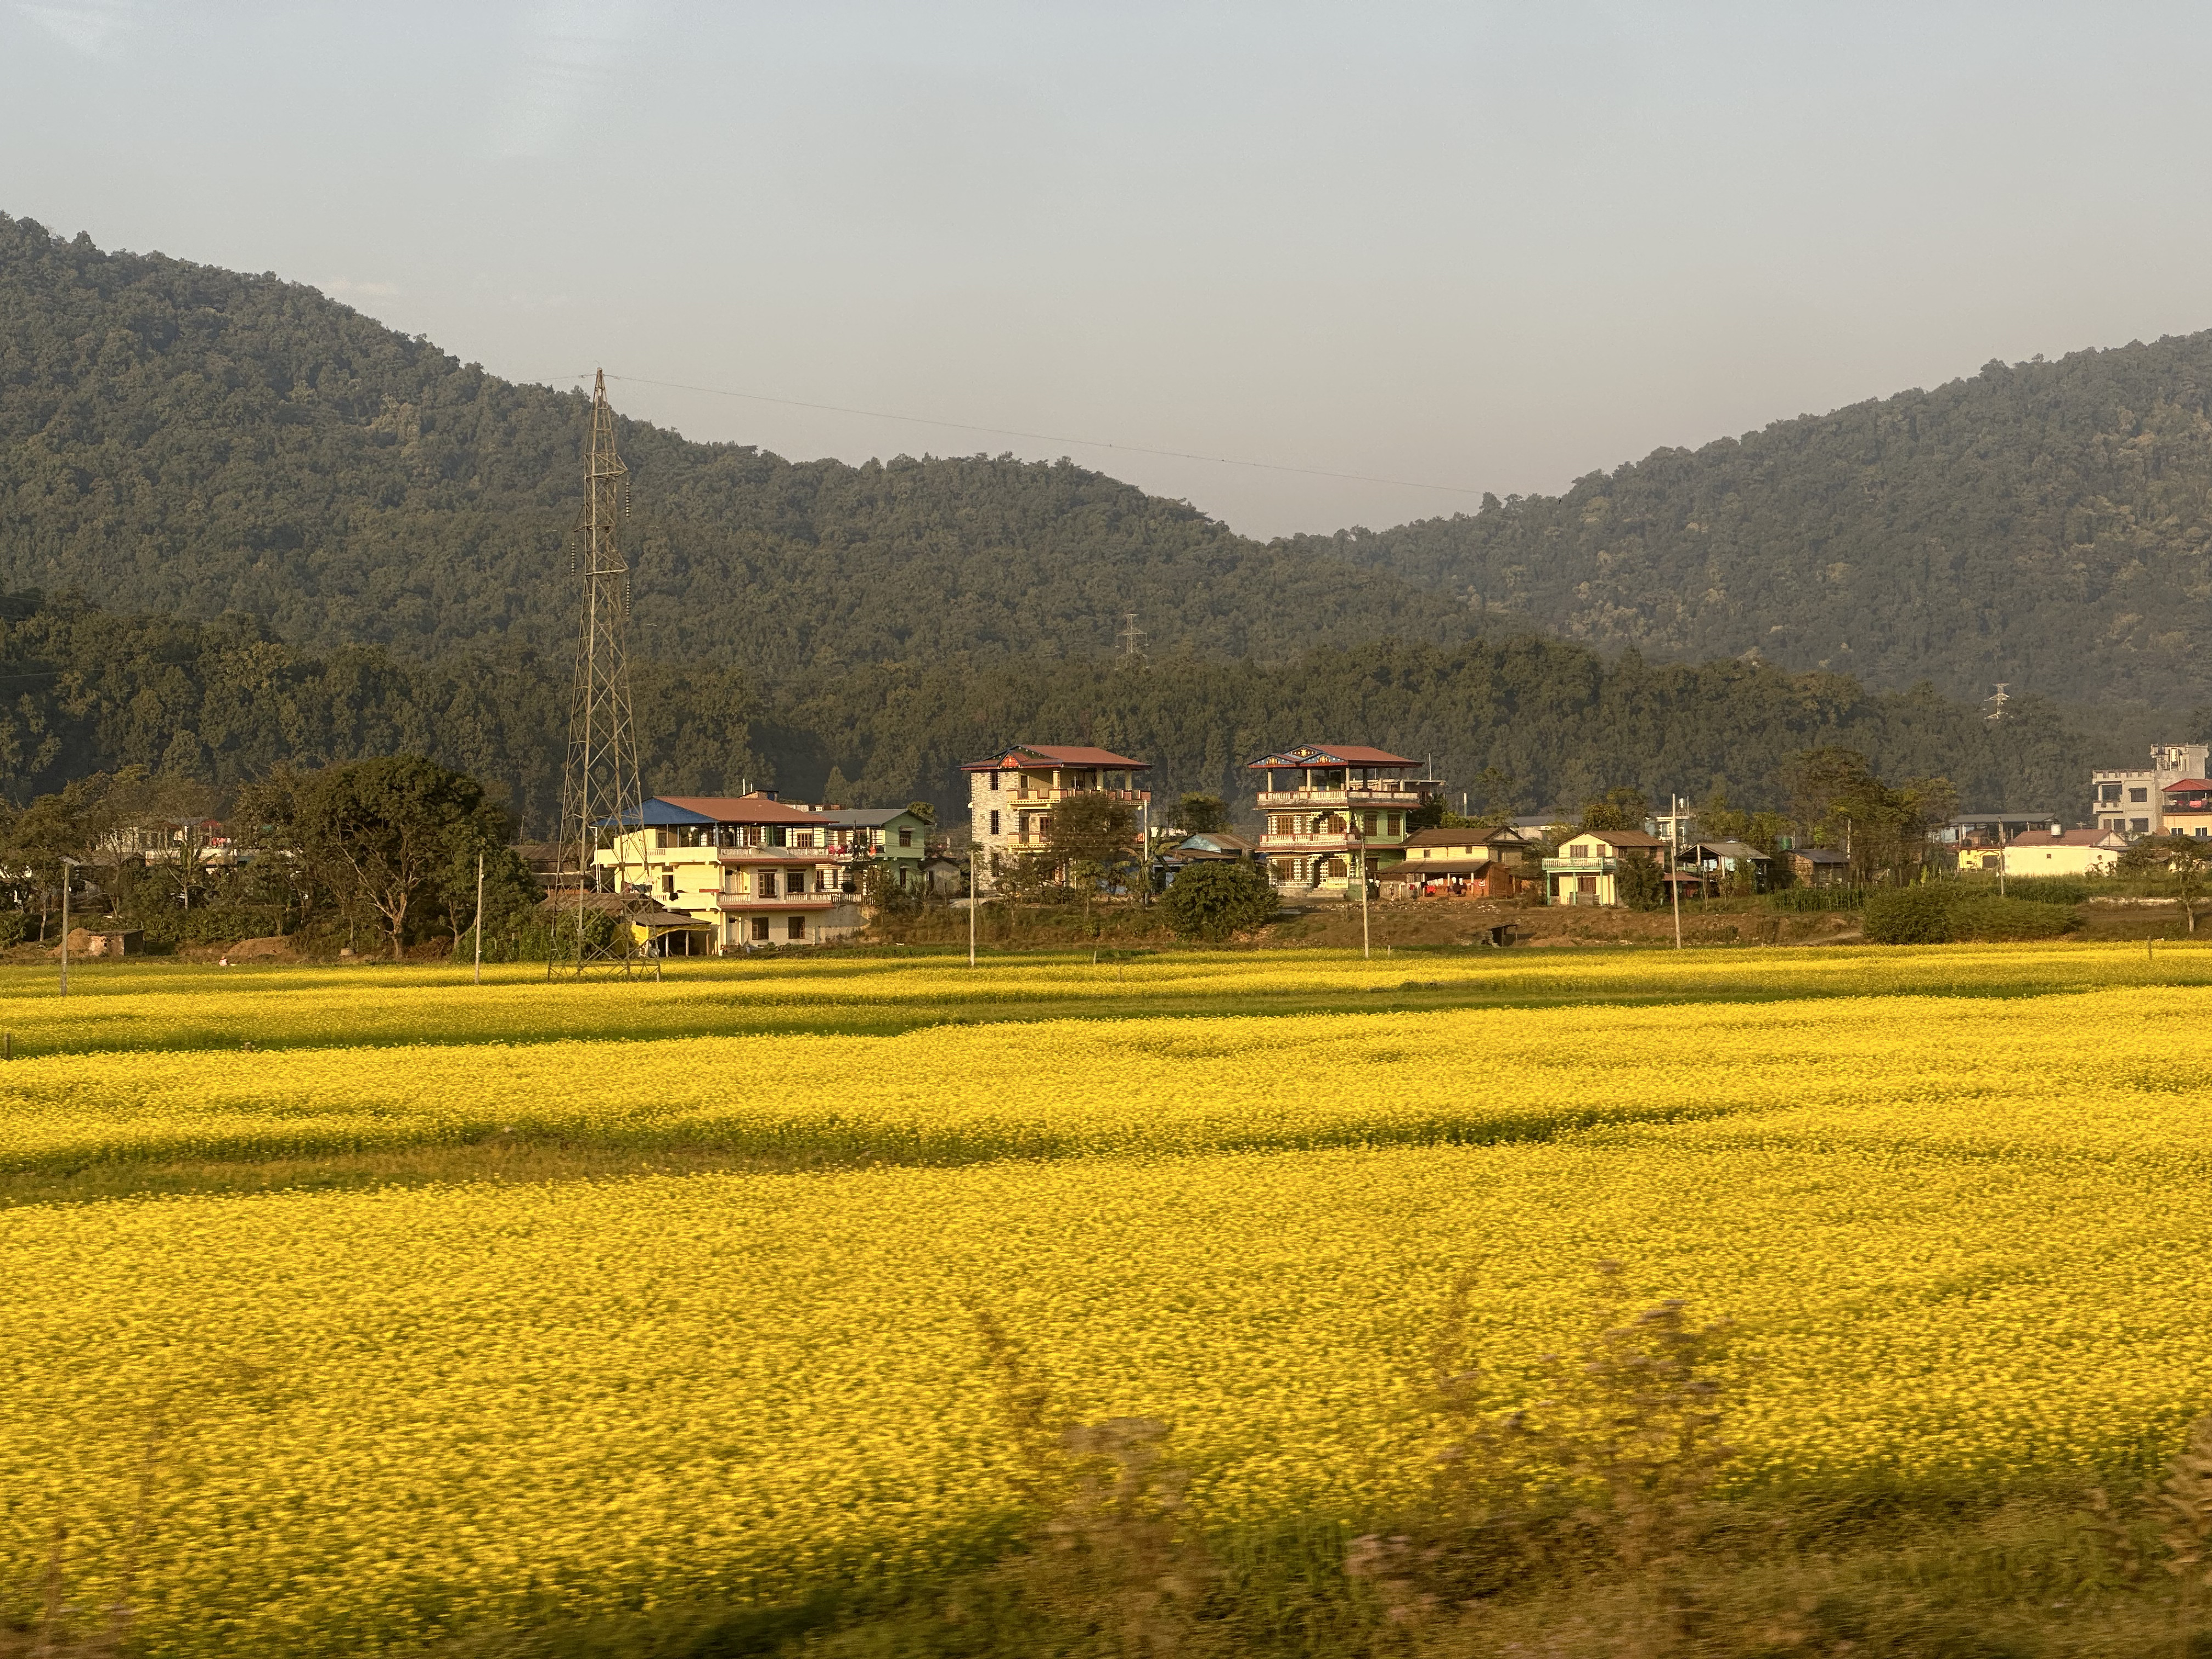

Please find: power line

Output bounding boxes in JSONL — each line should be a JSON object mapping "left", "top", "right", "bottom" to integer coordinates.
{"left": 542, "top": 370, "right": 1488, "bottom": 498}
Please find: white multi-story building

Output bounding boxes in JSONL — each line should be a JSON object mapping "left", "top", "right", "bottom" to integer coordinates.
{"left": 596, "top": 793, "right": 860, "bottom": 952}
{"left": 962, "top": 743, "right": 1150, "bottom": 885}
{"left": 2091, "top": 743, "right": 2209, "bottom": 837}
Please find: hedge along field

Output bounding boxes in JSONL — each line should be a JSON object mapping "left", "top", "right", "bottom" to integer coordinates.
{"left": 8, "top": 986, "right": 2212, "bottom": 1177}
{"left": 1, "top": 939, "right": 2210, "bottom": 1056}
{"left": 8, "top": 1141, "right": 2211, "bottom": 1657}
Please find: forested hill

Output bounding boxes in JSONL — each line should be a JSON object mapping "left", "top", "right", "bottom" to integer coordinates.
{"left": 0, "top": 213, "right": 1475, "bottom": 670}
{"left": 0, "top": 592, "right": 2108, "bottom": 829}
{"left": 1283, "top": 338, "right": 2212, "bottom": 707}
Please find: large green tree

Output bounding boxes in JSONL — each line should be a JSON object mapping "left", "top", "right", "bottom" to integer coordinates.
{"left": 269, "top": 756, "right": 511, "bottom": 959}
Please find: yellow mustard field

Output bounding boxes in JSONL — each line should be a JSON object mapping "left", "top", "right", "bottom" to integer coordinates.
{"left": 4, "top": 947, "right": 2211, "bottom": 1656}
{"left": 3, "top": 986, "right": 2211, "bottom": 1173}
{"left": 0, "top": 939, "right": 2204, "bottom": 1054}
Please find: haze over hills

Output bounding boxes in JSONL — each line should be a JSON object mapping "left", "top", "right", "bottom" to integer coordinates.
{"left": 0, "top": 213, "right": 1476, "bottom": 672}
{"left": 1285, "top": 339, "right": 2212, "bottom": 707}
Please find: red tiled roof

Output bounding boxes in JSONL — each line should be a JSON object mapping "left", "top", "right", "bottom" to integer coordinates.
{"left": 1247, "top": 744, "right": 1420, "bottom": 768}
{"left": 2164, "top": 778, "right": 2212, "bottom": 792}
{"left": 658, "top": 795, "right": 828, "bottom": 825}
{"left": 960, "top": 744, "right": 1150, "bottom": 772}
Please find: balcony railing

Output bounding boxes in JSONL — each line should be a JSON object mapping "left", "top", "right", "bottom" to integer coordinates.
{"left": 1256, "top": 785, "right": 1424, "bottom": 806}
{"left": 998, "top": 788, "right": 1149, "bottom": 805}
{"left": 1259, "top": 832, "right": 1406, "bottom": 851}
{"left": 714, "top": 891, "right": 836, "bottom": 911}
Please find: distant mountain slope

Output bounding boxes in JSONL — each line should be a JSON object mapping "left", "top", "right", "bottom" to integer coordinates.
{"left": 0, "top": 213, "right": 1476, "bottom": 671}
{"left": 1282, "top": 340, "right": 2212, "bottom": 705}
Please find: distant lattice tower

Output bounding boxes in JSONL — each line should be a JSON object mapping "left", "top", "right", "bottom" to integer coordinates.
{"left": 552, "top": 370, "right": 651, "bottom": 970}
{"left": 1985, "top": 682, "right": 2011, "bottom": 724}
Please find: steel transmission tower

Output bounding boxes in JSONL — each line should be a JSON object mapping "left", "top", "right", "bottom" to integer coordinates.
{"left": 552, "top": 370, "right": 650, "bottom": 972}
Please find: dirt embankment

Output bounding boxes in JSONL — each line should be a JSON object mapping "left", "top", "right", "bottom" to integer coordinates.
{"left": 1268, "top": 900, "right": 1861, "bottom": 950}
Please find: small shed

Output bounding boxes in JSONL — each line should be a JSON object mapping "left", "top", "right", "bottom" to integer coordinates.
{"left": 1788, "top": 847, "right": 1852, "bottom": 887}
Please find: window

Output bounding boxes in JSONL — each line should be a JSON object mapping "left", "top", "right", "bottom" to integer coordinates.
{"left": 2131, "top": 788, "right": 2148, "bottom": 803}
{"left": 2101, "top": 784, "right": 2121, "bottom": 803}
{"left": 751, "top": 917, "right": 770, "bottom": 941}
{"left": 1361, "top": 812, "right": 1378, "bottom": 834}
{"left": 788, "top": 870, "right": 807, "bottom": 894}
{"left": 1323, "top": 855, "right": 1347, "bottom": 878}
{"left": 989, "top": 810, "right": 1001, "bottom": 836}
{"left": 2132, "top": 818, "right": 2151, "bottom": 833}
{"left": 787, "top": 916, "right": 806, "bottom": 940}
{"left": 1386, "top": 813, "right": 1401, "bottom": 836}
{"left": 792, "top": 831, "right": 813, "bottom": 849}
{"left": 1577, "top": 875, "right": 1598, "bottom": 895}
{"left": 660, "top": 873, "right": 675, "bottom": 898}
{"left": 757, "top": 870, "right": 777, "bottom": 898}
{"left": 899, "top": 828, "right": 913, "bottom": 847}
{"left": 990, "top": 771, "right": 1001, "bottom": 791}
{"left": 1572, "top": 843, "right": 1590, "bottom": 858}
{"left": 654, "top": 828, "right": 672, "bottom": 848}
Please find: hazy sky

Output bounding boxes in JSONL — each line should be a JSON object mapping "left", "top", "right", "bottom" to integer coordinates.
{"left": 9, "top": 2, "right": 2212, "bottom": 538}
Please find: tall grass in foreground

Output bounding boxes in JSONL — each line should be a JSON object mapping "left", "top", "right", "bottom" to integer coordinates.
{"left": 401, "top": 1270, "right": 2212, "bottom": 1659}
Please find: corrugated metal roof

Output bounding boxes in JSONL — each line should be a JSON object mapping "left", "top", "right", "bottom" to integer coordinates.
{"left": 1402, "top": 828, "right": 1517, "bottom": 849}
{"left": 652, "top": 795, "right": 828, "bottom": 825}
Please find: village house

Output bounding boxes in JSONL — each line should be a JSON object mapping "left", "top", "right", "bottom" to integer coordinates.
{"left": 1377, "top": 826, "right": 1535, "bottom": 900}
{"left": 1787, "top": 847, "right": 1853, "bottom": 887}
{"left": 595, "top": 794, "right": 860, "bottom": 952}
{"left": 1685, "top": 839, "right": 1773, "bottom": 894}
{"left": 1249, "top": 745, "right": 1440, "bottom": 895}
{"left": 1541, "top": 828, "right": 1668, "bottom": 906}
{"left": 1997, "top": 827, "right": 2130, "bottom": 876}
{"left": 2092, "top": 743, "right": 2208, "bottom": 836}
{"left": 963, "top": 743, "right": 1152, "bottom": 888}
{"left": 2160, "top": 779, "right": 2212, "bottom": 840}
{"left": 817, "top": 806, "right": 934, "bottom": 891}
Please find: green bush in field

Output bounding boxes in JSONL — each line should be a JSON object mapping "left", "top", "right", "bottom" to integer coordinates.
{"left": 1161, "top": 861, "right": 1279, "bottom": 942}
{"left": 1946, "top": 896, "right": 2079, "bottom": 942}
{"left": 1863, "top": 884, "right": 1951, "bottom": 944}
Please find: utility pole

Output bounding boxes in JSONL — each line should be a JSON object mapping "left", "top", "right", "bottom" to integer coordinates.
{"left": 1353, "top": 822, "right": 1370, "bottom": 960}
{"left": 1670, "top": 793, "right": 1683, "bottom": 950}
{"left": 58, "top": 856, "right": 78, "bottom": 997}
{"left": 474, "top": 850, "right": 485, "bottom": 985}
{"left": 552, "top": 369, "right": 650, "bottom": 978}
{"left": 968, "top": 847, "right": 978, "bottom": 968}
{"left": 1996, "top": 819, "right": 2007, "bottom": 898}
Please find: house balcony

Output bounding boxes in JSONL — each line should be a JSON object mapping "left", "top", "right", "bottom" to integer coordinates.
{"left": 1256, "top": 786, "right": 1426, "bottom": 808}
{"left": 714, "top": 891, "right": 837, "bottom": 911}
{"left": 1541, "top": 856, "right": 1619, "bottom": 876}
{"left": 995, "top": 787, "right": 1150, "bottom": 808}
{"left": 1259, "top": 832, "right": 1407, "bottom": 855}
{"left": 713, "top": 848, "right": 844, "bottom": 865}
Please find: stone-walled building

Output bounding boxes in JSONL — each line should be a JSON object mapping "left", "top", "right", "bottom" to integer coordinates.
{"left": 961, "top": 744, "right": 1151, "bottom": 886}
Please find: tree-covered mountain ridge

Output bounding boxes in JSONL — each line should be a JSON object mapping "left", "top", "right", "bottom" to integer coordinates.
{"left": 0, "top": 212, "right": 1477, "bottom": 673}
{"left": 1285, "top": 337, "right": 2212, "bottom": 705}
